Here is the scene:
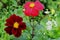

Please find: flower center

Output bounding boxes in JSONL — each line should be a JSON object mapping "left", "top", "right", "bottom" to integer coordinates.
{"left": 29, "top": 3, "right": 35, "bottom": 8}
{"left": 13, "top": 22, "right": 19, "bottom": 28}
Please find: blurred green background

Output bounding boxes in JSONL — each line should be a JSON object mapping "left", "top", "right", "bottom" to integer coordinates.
{"left": 0, "top": 0, "right": 60, "bottom": 40}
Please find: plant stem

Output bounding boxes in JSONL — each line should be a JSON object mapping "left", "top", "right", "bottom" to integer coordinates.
{"left": 29, "top": 17, "right": 35, "bottom": 40}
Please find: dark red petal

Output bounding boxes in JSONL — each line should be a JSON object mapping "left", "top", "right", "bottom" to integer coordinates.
{"left": 6, "top": 14, "right": 23, "bottom": 27}
{"left": 5, "top": 23, "right": 13, "bottom": 27}
{"left": 4, "top": 27, "right": 12, "bottom": 35}
{"left": 19, "top": 22, "right": 26, "bottom": 30}
{"left": 16, "top": 16, "right": 23, "bottom": 22}
{"left": 10, "top": 14, "right": 17, "bottom": 22}
{"left": 12, "top": 28, "right": 22, "bottom": 37}
{"left": 6, "top": 18, "right": 14, "bottom": 25}
{"left": 10, "top": 14, "right": 23, "bottom": 22}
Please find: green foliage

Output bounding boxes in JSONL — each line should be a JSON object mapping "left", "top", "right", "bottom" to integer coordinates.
{"left": 0, "top": 0, "right": 60, "bottom": 40}
{"left": 0, "top": 2, "right": 3, "bottom": 9}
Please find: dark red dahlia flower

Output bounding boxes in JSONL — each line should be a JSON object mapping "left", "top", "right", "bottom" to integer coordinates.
{"left": 4, "top": 14, "right": 26, "bottom": 37}
{"left": 23, "top": 0, "right": 44, "bottom": 17}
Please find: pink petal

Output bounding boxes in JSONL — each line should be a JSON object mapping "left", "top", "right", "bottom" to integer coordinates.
{"left": 31, "top": 8, "right": 39, "bottom": 17}
{"left": 35, "top": 1, "right": 44, "bottom": 11}
{"left": 23, "top": 8, "right": 39, "bottom": 17}
{"left": 23, "top": 8, "right": 32, "bottom": 16}
{"left": 24, "top": 2, "right": 31, "bottom": 9}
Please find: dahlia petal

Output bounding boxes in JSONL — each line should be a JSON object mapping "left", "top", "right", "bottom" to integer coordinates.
{"left": 24, "top": 2, "right": 31, "bottom": 9}
{"left": 24, "top": 8, "right": 32, "bottom": 16}
{"left": 10, "top": 14, "right": 17, "bottom": 22}
{"left": 5, "top": 14, "right": 26, "bottom": 37}
{"left": 6, "top": 18, "right": 14, "bottom": 25}
{"left": 16, "top": 16, "right": 23, "bottom": 22}
{"left": 11, "top": 14, "right": 23, "bottom": 22}
{"left": 19, "top": 22, "right": 26, "bottom": 30}
{"left": 4, "top": 27, "right": 12, "bottom": 35}
{"left": 35, "top": 1, "right": 44, "bottom": 11}
{"left": 10, "top": 14, "right": 16, "bottom": 19}
{"left": 24, "top": 8, "right": 39, "bottom": 17}
{"left": 31, "top": 8, "right": 39, "bottom": 17}
{"left": 5, "top": 23, "right": 13, "bottom": 27}
{"left": 12, "top": 28, "right": 22, "bottom": 37}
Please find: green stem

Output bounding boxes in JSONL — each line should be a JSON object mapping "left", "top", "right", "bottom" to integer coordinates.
{"left": 29, "top": 17, "right": 35, "bottom": 40}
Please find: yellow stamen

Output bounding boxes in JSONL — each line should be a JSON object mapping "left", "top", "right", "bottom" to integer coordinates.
{"left": 29, "top": 3, "right": 35, "bottom": 8}
{"left": 13, "top": 22, "right": 19, "bottom": 28}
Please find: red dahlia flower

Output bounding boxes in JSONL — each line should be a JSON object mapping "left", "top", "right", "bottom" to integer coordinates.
{"left": 23, "top": 0, "right": 44, "bottom": 17}
{"left": 4, "top": 14, "right": 26, "bottom": 37}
